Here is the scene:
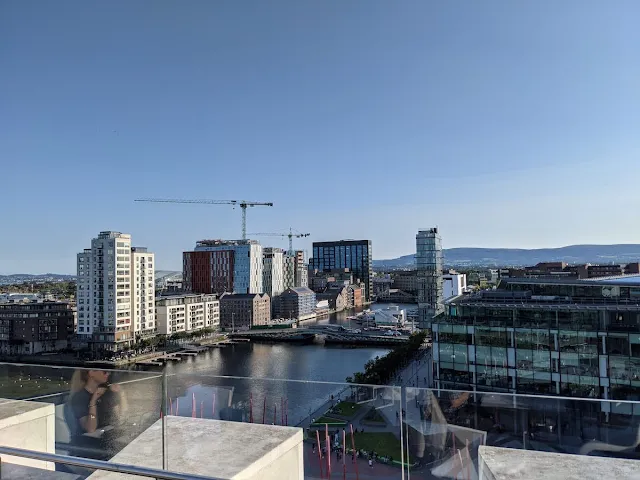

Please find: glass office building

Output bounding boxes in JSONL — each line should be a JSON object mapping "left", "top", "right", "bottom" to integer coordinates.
{"left": 416, "top": 228, "right": 444, "bottom": 329}
{"left": 310, "top": 240, "right": 373, "bottom": 301}
{"left": 432, "top": 277, "right": 640, "bottom": 402}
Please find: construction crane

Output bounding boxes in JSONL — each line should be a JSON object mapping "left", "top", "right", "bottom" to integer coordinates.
{"left": 248, "top": 228, "right": 310, "bottom": 254}
{"left": 134, "top": 198, "right": 274, "bottom": 240}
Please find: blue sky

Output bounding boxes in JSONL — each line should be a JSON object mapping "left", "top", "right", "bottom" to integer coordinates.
{"left": 2, "top": 1, "right": 639, "bottom": 274}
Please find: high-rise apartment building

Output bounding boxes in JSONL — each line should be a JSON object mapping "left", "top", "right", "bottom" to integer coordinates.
{"left": 76, "top": 231, "right": 155, "bottom": 351}
{"left": 310, "top": 240, "right": 372, "bottom": 301}
{"left": 283, "top": 250, "right": 308, "bottom": 290}
{"left": 263, "top": 248, "right": 284, "bottom": 298}
{"left": 416, "top": 228, "right": 444, "bottom": 329}
{"left": 183, "top": 239, "right": 263, "bottom": 295}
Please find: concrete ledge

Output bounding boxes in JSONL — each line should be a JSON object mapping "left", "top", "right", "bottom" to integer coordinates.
{"left": 88, "top": 416, "right": 304, "bottom": 480}
{"left": 0, "top": 398, "right": 55, "bottom": 470}
{"left": 479, "top": 445, "right": 640, "bottom": 480}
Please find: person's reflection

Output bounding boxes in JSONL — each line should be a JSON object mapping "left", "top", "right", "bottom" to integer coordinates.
{"left": 68, "top": 369, "right": 127, "bottom": 437}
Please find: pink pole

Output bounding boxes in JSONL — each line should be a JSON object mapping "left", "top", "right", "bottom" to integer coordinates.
{"left": 249, "top": 393, "right": 254, "bottom": 423}
{"left": 176, "top": 398, "right": 179, "bottom": 416}
{"left": 192, "top": 393, "right": 196, "bottom": 418}
{"left": 316, "top": 430, "right": 325, "bottom": 479}
{"left": 201, "top": 401, "right": 204, "bottom": 419}
{"left": 326, "top": 423, "right": 331, "bottom": 476}
{"left": 169, "top": 398, "right": 174, "bottom": 416}
{"left": 350, "top": 424, "right": 359, "bottom": 480}
{"left": 212, "top": 393, "right": 216, "bottom": 419}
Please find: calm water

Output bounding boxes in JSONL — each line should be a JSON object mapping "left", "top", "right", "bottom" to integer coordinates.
{"left": 161, "top": 303, "right": 415, "bottom": 425}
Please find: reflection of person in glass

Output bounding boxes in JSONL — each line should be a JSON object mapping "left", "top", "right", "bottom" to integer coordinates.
{"left": 69, "top": 369, "right": 126, "bottom": 436}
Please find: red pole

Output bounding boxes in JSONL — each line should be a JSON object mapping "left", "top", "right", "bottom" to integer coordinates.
{"left": 316, "top": 430, "right": 325, "bottom": 479}
{"left": 249, "top": 393, "right": 254, "bottom": 423}
{"left": 326, "top": 423, "right": 331, "bottom": 477}
{"left": 263, "top": 397, "right": 267, "bottom": 424}
{"left": 350, "top": 424, "right": 359, "bottom": 480}
{"left": 192, "top": 393, "right": 196, "bottom": 418}
{"left": 176, "top": 398, "right": 179, "bottom": 416}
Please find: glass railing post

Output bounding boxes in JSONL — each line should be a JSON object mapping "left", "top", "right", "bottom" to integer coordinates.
{"left": 162, "top": 368, "right": 168, "bottom": 471}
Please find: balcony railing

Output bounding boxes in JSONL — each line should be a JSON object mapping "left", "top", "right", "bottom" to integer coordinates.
{"left": 0, "top": 362, "right": 637, "bottom": 479}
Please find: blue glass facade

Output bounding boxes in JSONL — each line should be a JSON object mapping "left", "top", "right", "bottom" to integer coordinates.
{"left": 310, "top": 240, "right": 372, "bottom": 301}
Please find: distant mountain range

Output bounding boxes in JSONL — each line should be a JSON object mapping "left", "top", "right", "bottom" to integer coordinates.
{"left": 373, "top": 244, "right": 640, "bottom": 269}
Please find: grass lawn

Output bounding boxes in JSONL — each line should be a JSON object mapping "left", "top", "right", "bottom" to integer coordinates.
{"left": 352, "top": 432, "right": 402, "bottom": 460}
{"left": 312, "top": 416, "right": 347, "bottom": 425}
{"left": 330, "top": 401, "right": 362, "bottom": 417}
{"left": 362, "top": 407, "right": 386, "bottom": 424}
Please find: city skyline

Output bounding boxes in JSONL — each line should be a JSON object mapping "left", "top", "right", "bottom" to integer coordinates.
{"left": 2, "top": 1, "right": 640, "bottom": 273}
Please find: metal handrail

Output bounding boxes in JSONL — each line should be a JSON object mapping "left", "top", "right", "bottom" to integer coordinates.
{"left": 0, "top": 445, "right": 222, "bottom": 480}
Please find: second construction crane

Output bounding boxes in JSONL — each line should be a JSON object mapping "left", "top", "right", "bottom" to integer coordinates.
{"left": 248, "top": 228, "right": 310, "bottom": 254}
{"left": 134, "top": 198, "right": 273, "bottom": 240}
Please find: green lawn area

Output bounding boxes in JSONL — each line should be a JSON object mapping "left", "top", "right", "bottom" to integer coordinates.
{"left": 0, "top": 377, "right": 70, "bottom": 399}
{"left": 312, "top": 416, "right": 347, "bottom": 425}
{"left": 330, "top": 401, "right": 362, "bottom": 417}
{"left": 352, "top": 432, "right": 402, "bottom": 460}
{"left": 362, "top": 407, "right": 386, "bottom": 424}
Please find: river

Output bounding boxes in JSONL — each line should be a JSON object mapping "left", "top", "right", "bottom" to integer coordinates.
{"left": 162, "top": 302, "right": 417, "bottom": 425}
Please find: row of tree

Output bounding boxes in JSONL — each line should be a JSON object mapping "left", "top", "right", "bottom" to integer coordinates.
{"left": 345, "top": 331, "right": 427, "bottom": 385}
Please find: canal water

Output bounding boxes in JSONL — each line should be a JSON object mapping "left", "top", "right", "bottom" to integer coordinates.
{"left": 162, "top": 303, "right": 417, "bottom": 425}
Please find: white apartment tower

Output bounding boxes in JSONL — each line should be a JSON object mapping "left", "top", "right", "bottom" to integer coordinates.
{"left": 283, "top": 250, "right": 308, "bottom": 290}
{"left": 77, "top": 231, "right": 155, "bottom": 351}
{"left": 131, "top": 247, "right": 156, "bottom": 338}
{"left": 263, "top": 248, "right": 284, "bottom": 298}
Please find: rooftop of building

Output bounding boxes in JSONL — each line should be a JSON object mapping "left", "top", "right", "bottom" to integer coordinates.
{"left": 500, "top": 276, "right": 640, "bottom": 287}
{"left": 312, "top": 239, "right": 371, "bottom": 245}
{"left": 195, "top": 239, "right": 259, "bottom": 247}
{"left": 219, "top": 292, "right": 269, "bottom": 299}
{"left": 282, "top": 287, "right": 315, "bottom": 295}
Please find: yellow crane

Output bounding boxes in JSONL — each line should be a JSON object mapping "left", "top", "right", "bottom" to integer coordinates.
{"left": 134, "top": 198, "right": 273, "bottom": 240}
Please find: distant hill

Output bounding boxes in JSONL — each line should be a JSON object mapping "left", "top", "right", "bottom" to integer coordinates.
{"left": 0, "top": 273, "right": 76, "bottom": 286}
{"left": 373, "top": 244, "right": 640, "bottom": 269}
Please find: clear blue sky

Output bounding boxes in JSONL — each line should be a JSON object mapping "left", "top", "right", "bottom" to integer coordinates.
{"left": 2, "top": 1, "right": 639, "bottom": 274}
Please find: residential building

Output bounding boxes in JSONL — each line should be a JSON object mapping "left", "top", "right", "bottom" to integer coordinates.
{"left": 392, "top": 271, "right": 418, "bottom": 295}
{"left": 283, "top": 250, "right": 308, "bottom": 290}
{"left": 273, "top": 287, "right": 316, "bottom": 320}
{"left": 442, "top": 272, "right": 468, "bottom": 299}
{"left": 347, "top": 284, "right": 364, "bottom": 307}
{"left": 316, "top": 286, "right": 348, "bottom": 312}
{"left": 310, "top": 240, "right": 373, "bottom": 301}
{"left": 219, "top": 293, "right": 270, "bottom": 330}
{"left": 0, "top": 300, "right": 75, "bottom": 354}
{"left": 76, "top": 231, "right": 155, "bottom": 351}
{"left": 155, "top": 271, "right": 183, "bottom": 293}
{"left": 416, "top": 228, "right": 443, "bottom": 329}
{"left": 432, "top": 276, "right": 640, "bottom": 402}
{"left": 0, "top": 293, "right": 51, "bottom": 303}
{"left": 502, "top": 262, "right": 640, "bottom": 281}
{"left": 155, "top": 293, "right": 220, "bottom": 335}
{"left": 130, "top": 247, "right": 156, "bottom": 339}
{"left": 308, "top": 268, "right": 354, "bottom": 292}
{"left": 263, "top": 248, "right": 284, "bottom": 298}
{"left": 183, "top": 239, "right": 263, "bottom": 295}
{"left": 372, "top": 274, "right": 393, "bottom": 298}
